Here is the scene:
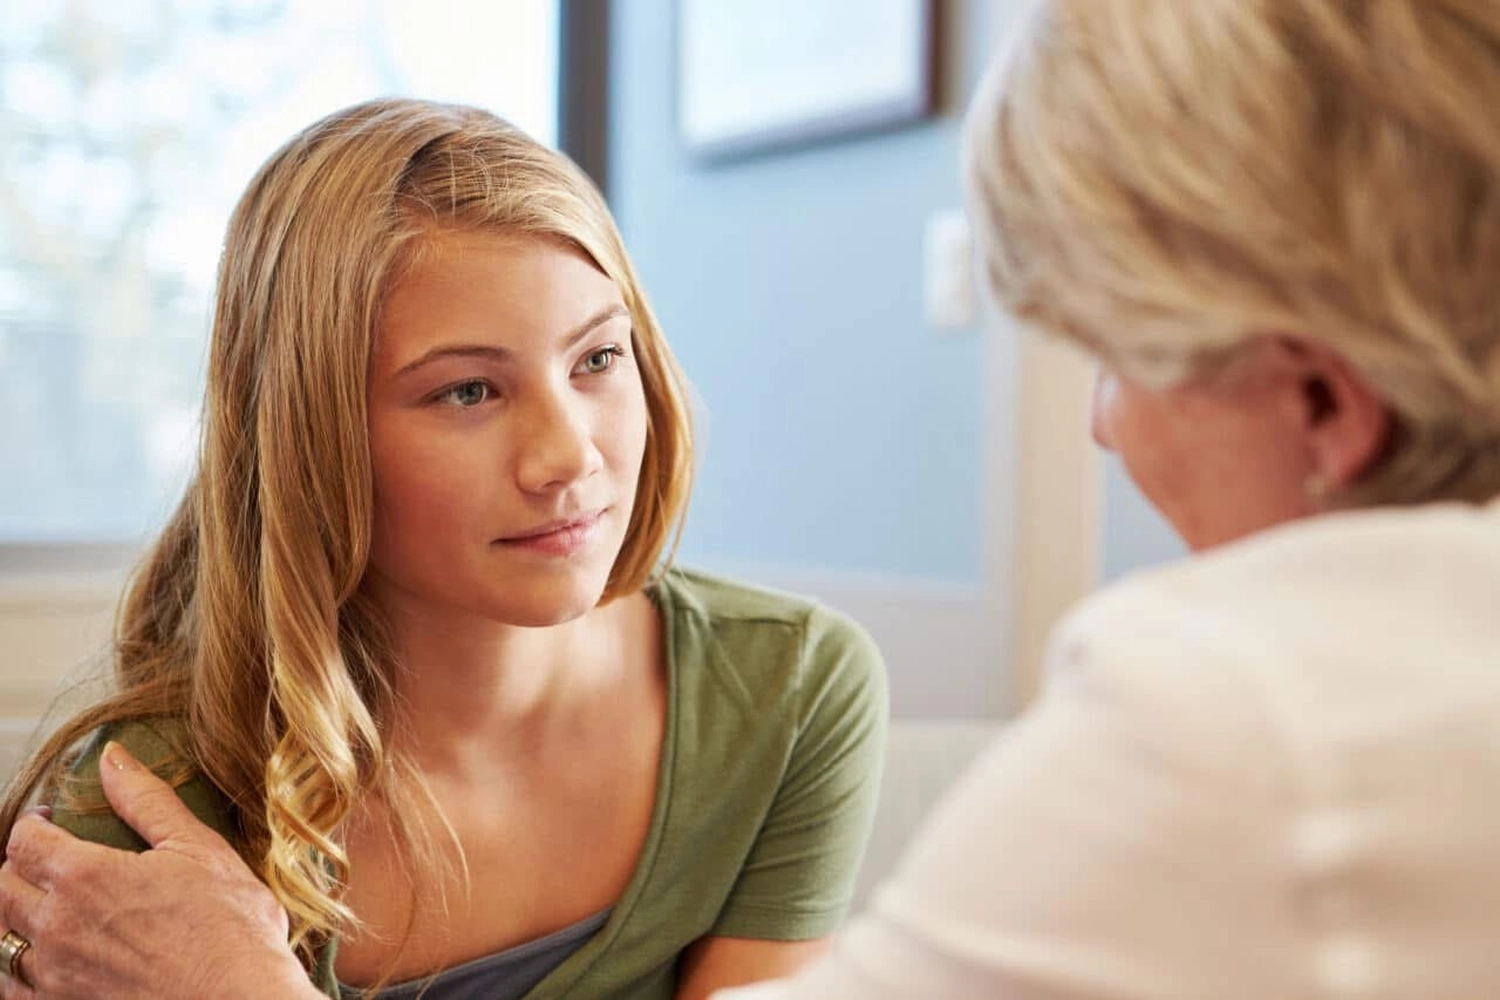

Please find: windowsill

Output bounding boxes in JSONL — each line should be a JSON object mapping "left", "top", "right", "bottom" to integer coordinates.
{"left": 0, "top": 544, "right": 139, "bottom": 606}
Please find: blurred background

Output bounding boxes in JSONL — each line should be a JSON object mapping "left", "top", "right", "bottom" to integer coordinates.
{"left": 0, "top": 0, "right": 1184, "bottom": 742}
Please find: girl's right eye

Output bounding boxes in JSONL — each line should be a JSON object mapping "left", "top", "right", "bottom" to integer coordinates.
{"left": 434, "top": 380, "right": 492, "bottom": 407}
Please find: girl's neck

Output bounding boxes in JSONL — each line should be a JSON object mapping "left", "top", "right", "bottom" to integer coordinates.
{"left": 379, "top": 591, "right": 649, "bottom": 773}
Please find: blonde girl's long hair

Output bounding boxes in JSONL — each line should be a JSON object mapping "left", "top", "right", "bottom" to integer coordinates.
{"left": 0, "top": 98, "right": 694, "bottom": 967}
{"left": 965, "top": 0, "right": 1500, "bottom": 505}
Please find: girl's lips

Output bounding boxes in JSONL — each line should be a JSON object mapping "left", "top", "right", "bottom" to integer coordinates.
{"left": 495, "top": 510, "right": 605, "bottom": 557}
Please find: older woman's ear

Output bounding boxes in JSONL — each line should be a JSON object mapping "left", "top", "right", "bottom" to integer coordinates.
{"left": 1289, "top": 340, "right": 1393, "bottom": 495}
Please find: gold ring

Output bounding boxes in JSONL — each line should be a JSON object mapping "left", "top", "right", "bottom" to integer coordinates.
{"left": 0, "top": 929, "right": 31, "bottom": 986}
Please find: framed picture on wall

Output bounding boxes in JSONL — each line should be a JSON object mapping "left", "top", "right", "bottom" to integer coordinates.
{"left": 676, "top": 0, "right": 938, "bottom": 161}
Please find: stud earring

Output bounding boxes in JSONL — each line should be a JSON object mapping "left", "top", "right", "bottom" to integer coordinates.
{"left": 1304, "top": 472, "right": 1329, "bottom": 499}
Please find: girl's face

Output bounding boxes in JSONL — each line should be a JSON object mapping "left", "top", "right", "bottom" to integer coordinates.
{"left": 363, "top": 230, "right": 648, "bottom": 628}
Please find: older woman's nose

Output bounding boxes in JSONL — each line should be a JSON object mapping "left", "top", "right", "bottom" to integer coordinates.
{"left": 1091, "top": 368, "right": 1117, "bottom": 451}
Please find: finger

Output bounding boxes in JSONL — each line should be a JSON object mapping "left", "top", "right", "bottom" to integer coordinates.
{"left": 97, "top": 741, "right": 217, "bottom": 851}
{"left": 0, "top": 969, "right": 34, "bottom": 1000}
{"left": 0, "top": 809, "right": 48, "bottom": 865}
{"left": 6, "top": 932, "right": 38, "bottom": 999}
{"left": 0, "top": 866, "right": 46, "bottom": 941}
{"left": 2, "top": 815, "right": 102, "bottom": 894}
{"left": 0, "top": 891, "right": 39, "bottom": 1000}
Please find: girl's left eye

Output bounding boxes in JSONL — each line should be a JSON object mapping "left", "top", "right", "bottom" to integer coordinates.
{"left": 436, "top": 380, "right": 492, "bottom": 407}
{"left": 577, "top": 345, "right": 626, "bottom": 375}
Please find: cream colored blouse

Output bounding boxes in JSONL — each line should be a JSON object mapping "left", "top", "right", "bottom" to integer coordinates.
{"left": 721, "top": 501, "right": 1500, "bottom": 1000}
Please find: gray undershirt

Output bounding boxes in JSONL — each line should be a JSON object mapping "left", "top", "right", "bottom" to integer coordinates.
{"left": 338, "top": 907, "right": 611, "bottom": 1000}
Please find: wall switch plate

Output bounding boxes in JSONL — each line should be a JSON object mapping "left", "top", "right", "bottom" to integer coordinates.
{"left": 923, "top": 208, "right": 976, "bottom": 332}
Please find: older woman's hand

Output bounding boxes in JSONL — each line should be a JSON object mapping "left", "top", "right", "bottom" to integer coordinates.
{"left": 0, "top": 742, "right": 319, "bottom": 1000}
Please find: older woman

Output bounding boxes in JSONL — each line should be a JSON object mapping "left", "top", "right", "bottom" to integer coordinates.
{"left": 6, "top": 0, "right": 1500, "bottom": 998}
{"left": 717, "top": 1, "right": 1500, "bottom": 998}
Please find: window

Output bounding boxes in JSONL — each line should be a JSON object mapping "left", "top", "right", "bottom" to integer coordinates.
{"left": 0, "top": 0, "right": 563, "bottom": 549}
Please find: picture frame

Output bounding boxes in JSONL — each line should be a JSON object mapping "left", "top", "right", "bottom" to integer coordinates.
{"left": 676, "top": 0, "right": 938, "bottom": 161}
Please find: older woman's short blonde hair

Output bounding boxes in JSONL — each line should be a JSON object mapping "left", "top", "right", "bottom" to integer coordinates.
{"left": 965, "top": 0, "right": 1500, "bottom": 505}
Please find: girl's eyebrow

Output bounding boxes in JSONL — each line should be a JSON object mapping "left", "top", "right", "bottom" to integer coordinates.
{"left": 392, "top": 304, "right": 630, "bottom": 377}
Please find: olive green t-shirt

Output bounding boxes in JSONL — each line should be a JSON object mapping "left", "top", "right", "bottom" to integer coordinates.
{"left": 53, "top": 567, "right": 889, "bottom": 999}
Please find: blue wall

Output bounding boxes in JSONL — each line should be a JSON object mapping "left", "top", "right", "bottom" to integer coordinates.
{"left": 1099, "top": 457, "right": 1187, "bottom": 582}
{"left": 608, "top": 2, "right": 993, "bottom": 582}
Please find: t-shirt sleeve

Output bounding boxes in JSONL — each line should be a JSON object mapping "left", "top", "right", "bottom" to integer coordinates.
{"left": 712, "top": 606, "right": 890, "bottom": 941}
{"left": 49, "top": 719, "right": 237, "bottom": 852}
